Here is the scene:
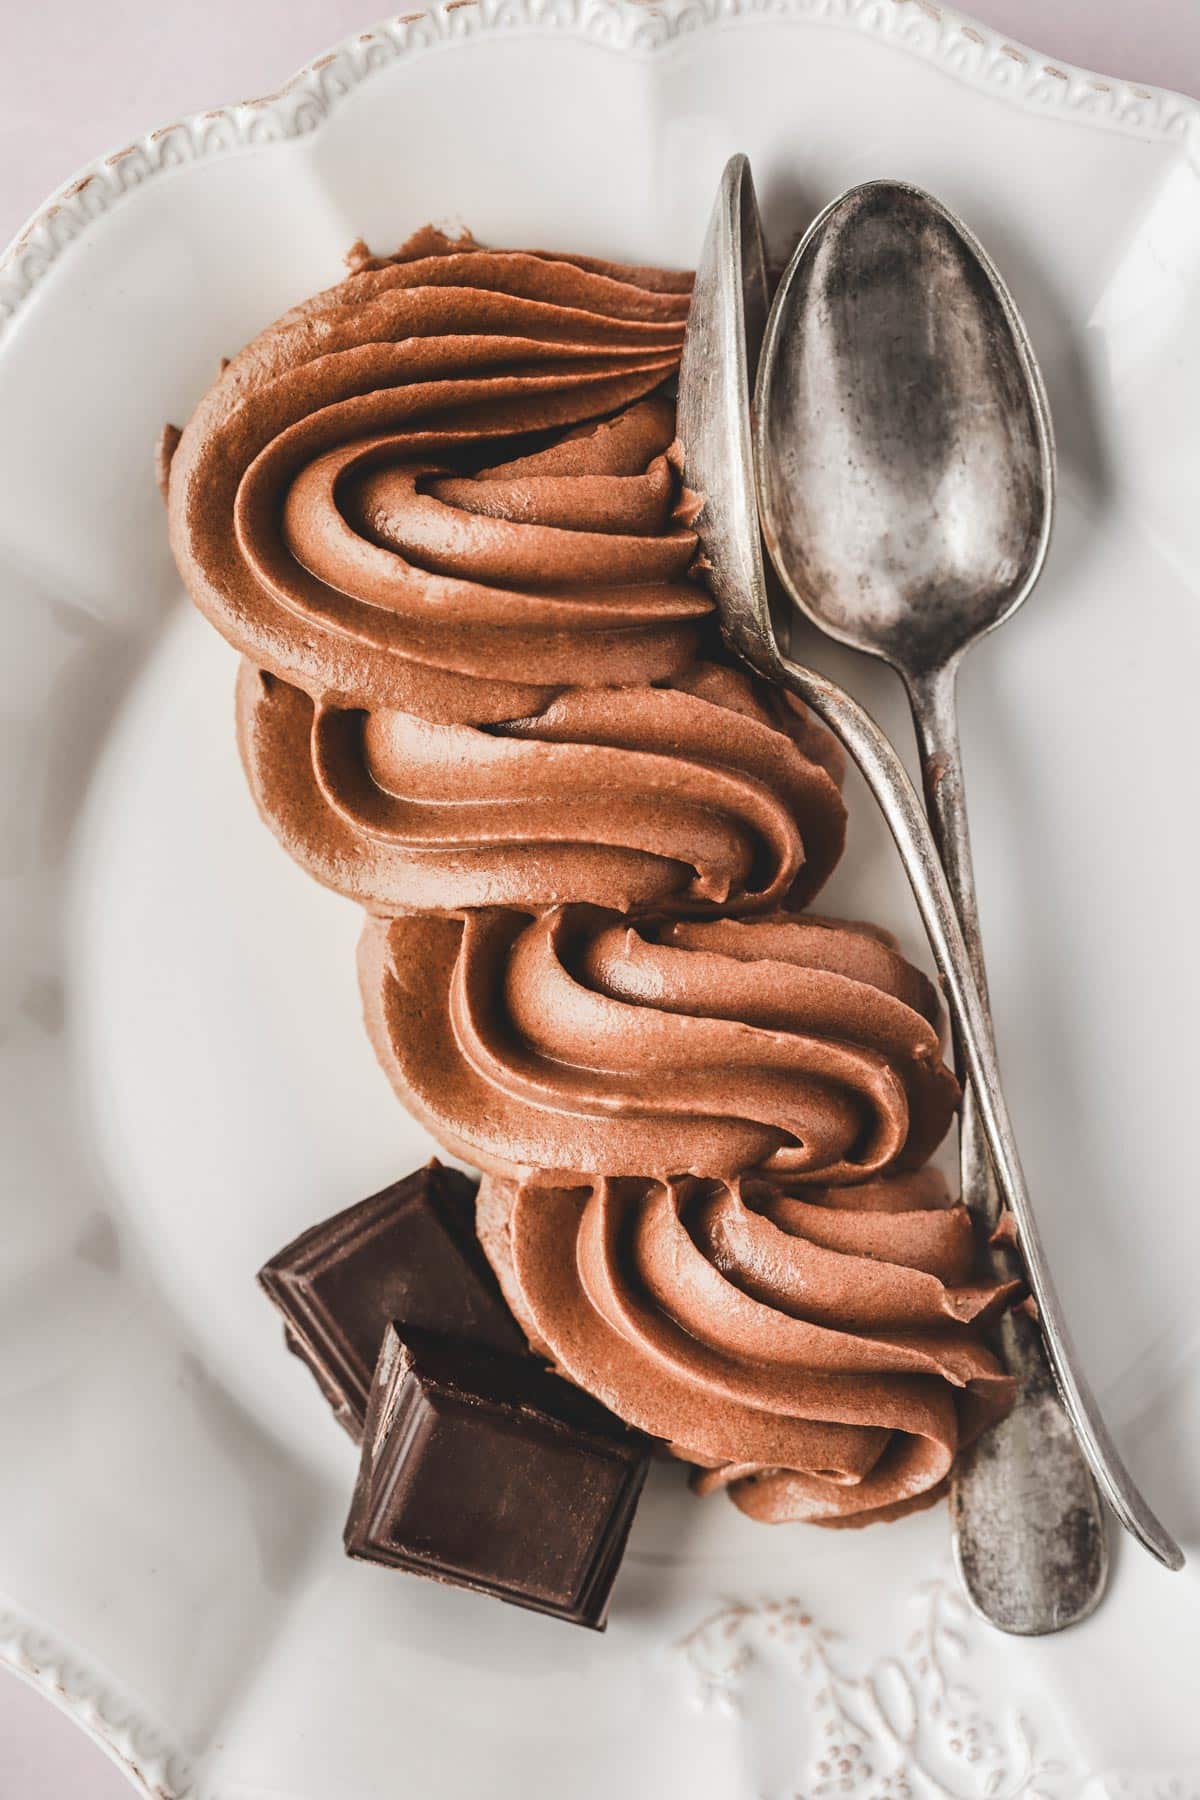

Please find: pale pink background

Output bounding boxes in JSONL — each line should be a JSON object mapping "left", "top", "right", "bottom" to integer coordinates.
{"left": 0, "top": 2, "right": 1196, "bottom": 1794}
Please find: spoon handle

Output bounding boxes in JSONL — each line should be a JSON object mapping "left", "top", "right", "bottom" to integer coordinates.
{"left": 775, "top": 650, "right": 1183, "bottom": 1574}
{"left": 906, "top": 660, "right": 1109, "bottom": 1633}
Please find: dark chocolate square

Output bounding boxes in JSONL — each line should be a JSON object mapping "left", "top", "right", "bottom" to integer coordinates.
{"left": 345, "top": 1327, "right": 648, "bottom": 1629}
{"left": 258, "top": 1160, "right": 522, "bottom": 1438}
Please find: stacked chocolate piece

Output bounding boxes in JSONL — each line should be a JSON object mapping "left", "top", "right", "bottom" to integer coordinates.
{"left": 260, "top": 1163, "right": 646, "bottom": 1628}
{"left": 165, "top": 226, "right": 1017, "bottom": 1627}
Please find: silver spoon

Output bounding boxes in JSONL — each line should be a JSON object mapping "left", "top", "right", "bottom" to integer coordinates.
{"left": 754, "top": 175, "right": 1185, "bottom": 1595}
{"left": 751, "top": 176, "right": 1116, "bottom": 1633}
{"left": 677, "top": 155, "right": 1182, "bottom": 1596}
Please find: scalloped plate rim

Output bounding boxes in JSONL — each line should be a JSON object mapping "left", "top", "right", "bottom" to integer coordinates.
{"left": 2, "top": 0, "right": 1199, "bottom": 336}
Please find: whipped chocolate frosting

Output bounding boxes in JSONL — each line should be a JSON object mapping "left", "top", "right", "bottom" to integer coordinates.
{"left": 238, "top": 656, "right": 845, "bottom": 915}
{"left": 168, "top": 227, "right": 1011, "bottom": 1526}
{"left": 165, "top": 230, "right": 704, "bottom": 725}
{"left": 167, "top": 227, "right": 846, "bottom": 916}
{"left": 359, "top": 907, "right": 960, "bottom": 1183}
{"left": 477, "top": 1167, "right": 1018, "bottom": 1525}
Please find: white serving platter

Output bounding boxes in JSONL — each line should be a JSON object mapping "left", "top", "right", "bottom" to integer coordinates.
{"left": 1, "top": 3, "right": 1198, "bottom": 1795}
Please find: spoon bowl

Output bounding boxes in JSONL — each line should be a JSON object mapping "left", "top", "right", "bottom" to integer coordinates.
{"left": 756, "top": 180, "right": 1054, "bottom": 677}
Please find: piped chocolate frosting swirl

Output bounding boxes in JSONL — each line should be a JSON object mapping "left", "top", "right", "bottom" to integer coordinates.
{"left": 478, "top": 1167, "right": 1017, "bottom": 1526}
{"left": 359, "top": 907, "right": 960, "bottom": 1184}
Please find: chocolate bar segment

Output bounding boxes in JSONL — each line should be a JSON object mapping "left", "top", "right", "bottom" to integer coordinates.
{"left": 345, "top": 1326, "right": 649, "bottom": 1629}
{"left": 258, "top": 1160, "right": 523, "bottom": 1438}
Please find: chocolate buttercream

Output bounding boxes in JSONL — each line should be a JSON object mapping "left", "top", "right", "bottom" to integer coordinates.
{"left": 237, "top": 657, "right": 845, "bottom": 915}
{"left": 168, "top": 229, "right": 845, "bottom": 916}
{"left": 359, "top": 907, "right": 960, "bottom": 1183}
{"left": 477, "top": 1167, "right": 1018, "bottom": 1525}
{"left": 165, "top": 230, "right": 704, "bottom": 723}
{"left": 167, "top": 228, "right": 1013, "bottom": 1528}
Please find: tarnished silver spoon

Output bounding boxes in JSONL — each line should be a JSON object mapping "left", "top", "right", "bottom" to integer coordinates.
{"left": 754, "top": 176, "right": 1182, "bottom": 1607}
{"left": 677, "top": 156, "right": 1182, "bottom": 1611}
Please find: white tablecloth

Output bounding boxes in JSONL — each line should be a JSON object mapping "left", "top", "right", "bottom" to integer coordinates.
{"left": 0, "top": 2, "right": 1195, "bottom": 1792}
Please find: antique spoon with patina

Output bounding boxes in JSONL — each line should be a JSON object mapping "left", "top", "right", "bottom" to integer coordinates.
{"left": 678, "top": 157, "right": 1181, "bottom": 1629}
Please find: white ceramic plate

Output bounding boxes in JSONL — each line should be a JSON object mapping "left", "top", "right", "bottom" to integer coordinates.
{"left": 2, "top": 4, "right": 1199, "bottom": 1795}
